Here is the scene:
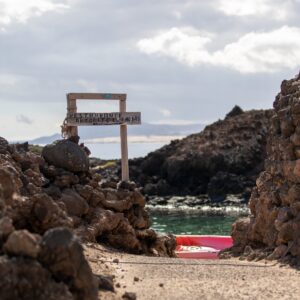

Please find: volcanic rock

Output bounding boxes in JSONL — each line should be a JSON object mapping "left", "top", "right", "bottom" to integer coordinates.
{"left": 227, "top": 75, "right": 300, "bottom": 264}
{"left": 39, "top": 227, "right": 98, "bottom": 300}
{"left": 120, "top": 108, "right": 272, "bottom": 202}
{"left": 0, "top": 256, "right": 73, "bottom": 300}
{"left": 42, "top": 139, "right": 89, "bottom": 172}
{"left": 0, "top": 134, "right": 176, "bottom": 300}
{"left": 59, "top": 188, "right": 89, "bottom": 217}
{"left": 96, "top": 274, "right": 115, "bottom": 292}
{"left": 0, "top": 216, "right": 14, "bottom": 238}
{"left": 4, "top": 229, "right": 41, "bottom": 258}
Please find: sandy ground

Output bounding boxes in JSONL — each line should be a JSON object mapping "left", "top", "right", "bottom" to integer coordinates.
{"left": 84, "top": 243, "right": 300, "bottom": 300}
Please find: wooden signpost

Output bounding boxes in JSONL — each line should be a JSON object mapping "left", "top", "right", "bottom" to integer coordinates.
{"left": 61, "top": 93, "right": 141, "bottom": 181}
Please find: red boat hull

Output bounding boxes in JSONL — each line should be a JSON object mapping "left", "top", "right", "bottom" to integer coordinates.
{"left": 175, "top": 235, "right": 233, "bottom": 259}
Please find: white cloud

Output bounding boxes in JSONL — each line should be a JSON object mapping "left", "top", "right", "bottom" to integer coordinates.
{"left": 0, "top": 0, "right": 69, "bottom": 29}
{"left": 16, "top": 114, "right": 33, "bottom": 125}
{"left": 159, "top": 108, "right": 171, "bottom": 117}
{"left": 137, "top": 27, "right": 213, "bottom": 67}
{"left": 137, "top": 26, "right": 300, "bottom": 74}
{"left": 214, "top": 26, "right": 300, "bottom": 73}
{"left": 0, "top": 73, "right": 36, "bottom": 88}
{"left": 172, "top": 11, "right": 182, "bottom": 20}
{"left": 217, "top": 0, "right": 293, "bottom": 20}
{"left": 0, "top": 74, "right": 19, "bottom": 86}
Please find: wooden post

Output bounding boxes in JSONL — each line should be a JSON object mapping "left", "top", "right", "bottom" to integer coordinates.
{"left": 119, "top": 98, "right": 129, "bottom": 181}
{"left": 67, "top": 95, "right": 78, "bottom": 137}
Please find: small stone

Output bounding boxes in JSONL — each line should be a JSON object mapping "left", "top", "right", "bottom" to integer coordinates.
{"left": 100, "top": 179, "right": 117, "bottom": 189}
{"left": 4, "top": 230, "right": 41, "bottom": 258}
{"left": 134, "top": 277, "right": 139, "bottom": 282}
{"left": 113, "top": 258, "right": 119, "bottom": 264}
{"left": 159, "top": 283, "right": 164, "bottom": 287}
{"left": 96, "top": 274, "right": 114, "bottom": 292}
{"left": 117, "top": 180, "right": 136, "bottom": 191}
{"left": 267, "top": 245, "right": 288, "bottom": 260}
{"left": 122, "top": 292, "right": 136, "bottom": 300}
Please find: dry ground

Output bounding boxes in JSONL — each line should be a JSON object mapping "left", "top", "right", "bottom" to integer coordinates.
{"left": 84, "top": 243, "right": 300, "bottom": 300}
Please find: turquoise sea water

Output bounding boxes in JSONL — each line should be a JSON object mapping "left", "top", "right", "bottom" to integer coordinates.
{"left": 150, "top": 211, "right": 237, "bottom": 235}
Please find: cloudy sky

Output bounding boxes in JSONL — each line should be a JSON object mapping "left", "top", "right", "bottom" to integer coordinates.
{"left": 1, "top": 0, "right": 300, "bottom": 140}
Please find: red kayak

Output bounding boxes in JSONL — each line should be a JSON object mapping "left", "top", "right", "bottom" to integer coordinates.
{"left": 175, "top": 235, "right": 233, "bottom": 259}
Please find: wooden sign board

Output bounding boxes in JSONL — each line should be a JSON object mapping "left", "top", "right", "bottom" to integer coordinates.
{"left": 61, "top": 93, "right": 141, "bottom": 182}
{"left": 66, "top": 112, "right": 141, "bottom": 126}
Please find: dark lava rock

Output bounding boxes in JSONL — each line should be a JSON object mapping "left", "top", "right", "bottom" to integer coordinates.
{"left": 225, "top": 105, "right": 244, "bottom": 119}
{"left": 122, "top": 292, "right": 137, "bottom": 300}
{"left": 226, "top": 75, "right": 300, "bottom": 263}
{"left": 0, "top": 137, "right": 9, "bottom": 154}
{"left": 39, "top": 227, "right": 98, "bottom": 300}
{"left": 207, "top": 171, "right": 248, "bottom": 202}
{"left": 96, "top": 274, "right": 115, "bottom": 292}
{"left": 125, "top": 107, "right": 272, "bottom": 201}
{"left": 42, "top": 140, "right": 89, "bottom": 173}
{"left": 59, "top": 188, "right": 89, "bottom": 217}
{"left": 0, "top": 256, "right": 73, "bottom": 300}
{"left": 4, "top": 229, "right": 41, "bottom": 258}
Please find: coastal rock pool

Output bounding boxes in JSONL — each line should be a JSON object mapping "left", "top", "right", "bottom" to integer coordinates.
{"left": 149, "top": 211, "right": 241, "bottom": 236}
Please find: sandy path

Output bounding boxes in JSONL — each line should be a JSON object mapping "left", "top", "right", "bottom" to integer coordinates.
{"left": 84, "top": 243, "right": 300, "bottom": 300}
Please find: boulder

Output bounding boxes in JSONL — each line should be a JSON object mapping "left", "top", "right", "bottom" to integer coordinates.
{"left": 4, "top": 230, "right": 41, "bottom": 258}
{"left": 39, "top": 227, "right": 98, "bottom": 300}
{"left": 59, "top": 188, "right": 89, "bottom": 217}
{"left": 0, "top": 256, "right": 73, "bottom": 300}
{"left": 42, "top": 140, "right": 89, "bottom": 172}
{"left": 32, "top": 193, "right": 73, "bottom": 233}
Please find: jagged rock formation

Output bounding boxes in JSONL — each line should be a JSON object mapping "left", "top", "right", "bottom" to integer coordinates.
{"left": 227, "top": 76, "right": 300, "bottom": 265}
{"left": 0, "top": 136, "right": 175, "bottom": 299}
{"left": 0, "top": 145, "right": 98, "bottom": 299}
{"left": 127, "top": 107, "right": 272, "bottom": 202}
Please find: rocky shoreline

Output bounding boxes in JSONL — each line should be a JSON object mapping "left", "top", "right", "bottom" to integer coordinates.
{"left": 95, "top": 106, "right": 272, "bottom": 204}
{"left": 146, "top": 195, "right": 249, "bottom": 216}
{"left": 0, "top": 136, "right": 175, "bottom": 299}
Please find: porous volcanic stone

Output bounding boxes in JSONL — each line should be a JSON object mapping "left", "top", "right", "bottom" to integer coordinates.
{"left": 4, "top": 230, "right": 41, "bottom": 258}
{"left": 39, "top": 227, "right": 98, "bottom": 300}
{"left": 227, "top": 75, "right": 300, "bottom": 264}
{"left": 42, "top": 140, "right": 89, "bottom": 172}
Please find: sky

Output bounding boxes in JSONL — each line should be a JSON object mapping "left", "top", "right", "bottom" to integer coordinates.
{"left": 1, "top": 0, "right": 300, "bottom": 140}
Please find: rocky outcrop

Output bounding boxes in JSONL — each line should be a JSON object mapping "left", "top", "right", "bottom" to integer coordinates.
{"left": 226, "top": 75, "right": 300, "bottom": 265}
{"left": 0, "top": 160, "right": 98, "bottom": 299}
{"left": 1, "top": 137, "right": 175, "bottom": 254}
{"left": 0, "top": 136, "right": 175, "bottom": 298}
{"left": 126, "top": 107, "right": 272, "bottom": 202}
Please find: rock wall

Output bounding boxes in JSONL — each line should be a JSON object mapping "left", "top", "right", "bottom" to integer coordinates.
{"left": 0, "top": 137, "right": 175, "bottom": 299}
{"left": 228, "top": 76, "right": 300, "bottom": 265}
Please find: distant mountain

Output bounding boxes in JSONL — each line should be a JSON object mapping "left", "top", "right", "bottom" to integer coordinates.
{"left": 29, "top": 123, "right": 205, "bottom": 145}
{"left": 30, "top": 134, "right": 61, "bottom": 145}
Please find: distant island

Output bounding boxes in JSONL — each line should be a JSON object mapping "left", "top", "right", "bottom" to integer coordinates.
{"left": 25, "top": 122, "right": 206, "bottom": 145}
